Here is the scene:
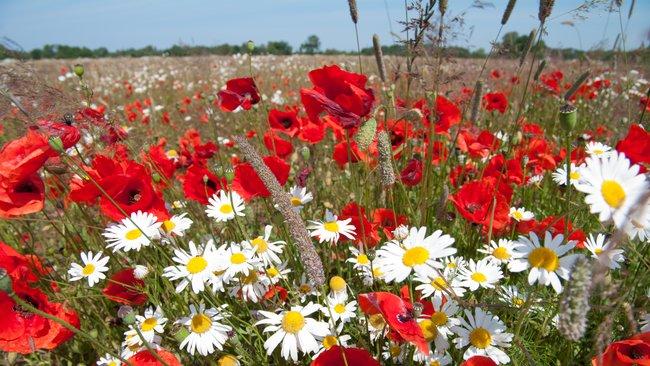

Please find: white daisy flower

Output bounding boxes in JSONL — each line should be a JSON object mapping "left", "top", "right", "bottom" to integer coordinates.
{"left": 585, "top": 233, "right": 625, "bottom": 270}
{"left": 308, "top": 210, "right": 356, "bottom": 244}
{"left": 452, "top": 308, "right": 513, "bottom": 364}
{"left": 421, "top": 298, "right": 460, "bottom": 351}
{"left": 313, "top": 333, "right": 352, "bottom": 358}
{"left": 527, "top": 174, "right": 544, "bottom": 185}
{"left": 457, "top": 258, "right": 503, "bottom": 291}
{"left": 508, "top": 207, "right": 534, "bottom": 222}
{"left": 509, "top": 232, "right": 580, "bottom": 294}
{"left": 255, "top": 302, "right": 330, "bottom": 362}
{"left": 497, "top": 285, "right": 528, "bottom": 308}
{"left": 288, "top": 185, "right": 313, "bottom": 212}
{"left": 375, "top": 226, "right": 456, "bottom": 283}
{"left": 382, "top": 342, "right": 408, "bottom": 363}
{"left": 266, "top": 262, "right": 291, "bottom": 285}
{"left": 443, "top": 256, "right": 468, "bottom": 273}
{"left": 585, "top": 141, "right": 614, "bottom": 158}
{"left": 218, "top": 242, "right": 261, "bottom": 282}
{"left": 68, "top": 251, "right": 109, "bottom": 287}
{"left": 205, "top": 190, "right": 245, "bottom": 222}
{"left": 176, "top": 303, "right": 232, "bottom": 356}
{"left": 103, "top": 211, "right": 161, "bottom": 252}
{"left": 229, "top": 270, "right": 271, "bottom": 303}
{"left": 96, "top": 353, "right": 121, "bottom": 366}
{"left": 346, "top": 246, "right": 372, "bottom": 270}
{"left": 133, "top": 265, "right": 149, "bottom": 279}
{"left": 552, "top": 163, "right": 583, "bottom": 187}
{"left": 160, "top": 212, "right": 193, "bottom": 236}
{"left": 246, "top": 225, "right": 285, "bottom": 266}
{"left": 623, "top": 201, "right": 650, "bottom": 242}
{"left": 163, "top": 240, "right": 217, "bottom": 293}
{"left": 641, "top": 313, "right": 650, "bottom": 332}
{"left": 392, "top": 224, "right": 410, "bottom": 240}
{"left": 575, "top": 152, "right": 648, "bottom": 227}
{"left": 415, "top": 351, "right": 452, "bottom": 365}
{"left": 322, "top": 293, "right": 357, "bottom": 325}
{"left": 296, "top": 274, "right": 320, "bottom": 301}
{"left": 478, "top": 239, "right": 516, "bottom": 266}
{"left": 125, "top": 306, "right": 167, "bottom": 346}
{"left": 414, "top": 271, "right": 466, "bottom": 300}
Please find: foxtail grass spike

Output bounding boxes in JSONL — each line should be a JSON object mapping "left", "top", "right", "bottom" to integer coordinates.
{"left": 234, "top": 136, "right": 325, "bottom": 286}
{"left": 564, "top": 71, "right": 590, "bottom": 101}
{"left": 372, "top": 34, "right": 386, "bottom": 82}
{"left": 377, "top": 131, "right": 396, "bottom": 188}
{"left": 355, "top": 118, "right": 377, "bottom": 150}
{"left": 519, "top": 29, "right": 537, "bottom": 67}
{"left": 348, "top": 0, "right": 359, "bottom": 24}
{"left": 470, "top": 80, "right": 484, "bottom": 123}
{"left": 538, "top": 0, "right": 555, "bottom": 23}
{"left": 501, "top": 0, "right": 517, "bottom": 25}
{"left": 628, "top": 0, "right": 636, "bottom": 19}
{"left": 558, "top": 256, "right": 593, "bottom": 341}
{"left": 438, "top": 0, "right": 448, "bottom": 15}
{"left": 534, "top": 59, "right": 547, "bottom": 81}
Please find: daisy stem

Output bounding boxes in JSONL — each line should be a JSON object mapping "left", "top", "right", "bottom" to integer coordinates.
{"left": 7, "top": 291, "right": 134, "bottom": 366}
{"left": 131, "top": 325, "right": 171, "bottom": 366}
{"left": 564, "top": 130, "right": 572, "bottom": 239}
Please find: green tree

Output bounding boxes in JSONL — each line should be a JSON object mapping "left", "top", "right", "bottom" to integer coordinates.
{"left": 300, "top": 35, "right": 321, "bottom": 54}
{"left": 267, "top": 41, "right": 292, "bottom": 55}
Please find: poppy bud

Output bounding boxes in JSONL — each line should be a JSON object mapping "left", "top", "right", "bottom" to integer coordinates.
{"left": 48, "top": 136, "right": 65, "bottom": 153}
{"left": 401, "top": 108, "right": 423, "bottom": 123}
{"left": 73, "top": 64, "right": 84, "bottom": 78}
{"left": 300, "top": 146, "right": 310, "bottom": 160}
{"left": 354, "top": 118, "right": 376, "bottom": 150}
{"left": 174, "top": 326, "right": 190, "bottom": 343}
{"left": 224, "top": 169, "right": 234, "bottom": 181}
{"left": 559, "top": 103, "right": 577, "bottom": 131}
{"left": 0, "top": 268, "right": 12, "bottom": 294}
{"left": 152, "top": 172, "right": 161, "bottom": 183}
{"left": 246, "top": 40, "right": 255, "bottom": 53}
{"left": 118, "top": 305, "right": 136, "bottom": 324}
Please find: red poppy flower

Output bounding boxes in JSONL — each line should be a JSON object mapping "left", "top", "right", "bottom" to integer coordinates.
{"left": 102, "top": 268, "right": 148, "bottom": 306}
{"left": 449, "top": 179, "right": 511, "bottom": 232}
{"left": 263, "top": 130, "right": 293, "bottom": 159}
{"left": 0, "top": 129, "right": 51, "bottom": 181}
{"left": 358, "top": 292, "right": 429, "bottom": 354}
{"left": 0, "top": 242, "right": 49, "bottom": 285}
{"left": 400, "top": 158, "right": 423, "bottom": 187}
{"left": 263, "top": 285, "right": 288, "bottom": 303}
{"left": 616, "top": 124, "right": 650, "bottom": 170}
{"left": 298, "top": 119, "right": 327, "bottom": 144}
{"left": 457, "top": 130, "right": 500, "bottom": 159}
{"left": 181, "top": 164, "right": 227, "bottom": 205}
{"left": 268, "top": 107, "right": 301, "bottom": 136}
{"left": 372, "top": 208, "right": 408, "bottom": 239}
{"left": 592, "top": 332, "right": 650, "bottom": 366}
{"left": 217, "top": 77, "right": 260, "bottom": 112}
{"left": 332, "top": 140, "right": 366, "bottom": 168}
{"left": 311, "top": 345, "right": 380, "bottom": 366}
{"left": 0, "top": 282, "right": 78, "bottom": 354}
{"left": 522, "top": 215, "right": 586, "bottom": 248}
{"left": 340, "top": 202, "right": 380, "bottom": 246}
{"left": 462, "top": 355, "right": 498, "bottom": 366}
{"left": 34, "top": 119, "right": 80, "bottom": 150}
{"left": 412, "top": 96, "right": 461, "bottom": 134}
{"left": 515, "top": 137, "right": 557, "bottom": 175}
{"left": 483, "top": 154, "right": 523, "bottom": 186}
{"left": 301, "top": 65, "right": 375, "bottom": 128}
{"left": 482, "top": 92, "right": 508, "bottom": 114}
{"left": 0, "top": 172, "right": 45, "bottom": 218}
{"left": 490, "top": 69, "right": 502, "bottom": 79}
{"left": 232, "top": 156, "right": 289, "bottom": 200}
{"left": 127, "top": 348, "right": 182, "bottom": 366}
{"left": 142, "top": 145, "right": 176, "bottom": 187}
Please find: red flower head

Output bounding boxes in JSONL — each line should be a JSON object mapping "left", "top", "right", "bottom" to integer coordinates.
{"left": 457, "top": 130, "right": 500, "bottom": 159}
{"left": 311, "top": 346, "right": 380, "bottom": 366}
{"left": 181, "top": 164, "right": 227, "bottom": 205}
{"left": 482, "top": 92, "right": 508, "bottom": 114}
{"left": 263, "top": 130, "right": 294, "bottom": 159}
{"left": 127, "top": 348, "right": 182, "bottom": 366}
{"left": 301, "top": 65, "right": 375, "bottom": 128}
{"left": 0, "top": 172, "right": 45, "bottom": 218}
{"left": 462, "top": 355, "right": 498, "bottom": 366}
{"left": 0, "top": 282, "right": 78, "bottom": 354}
{"left": 232, "top": 155, "right": 289, "bottom": 200}
{"left": 592, "top": 332, "right": 650, "bottom": 366}
{"left": 0, "top": 129, "right": 51, "bottom": 181}
{"left": 0, "top": 242, "right": 50, "bottom": 285}
{"left": 616, "top": 124, "right": 650, "bottom": 170}
{"left": 217, "top": 77, "right": 260, "bottom": 112}
{"left": 400, "top": 157, "right": 423, "bottom": 187}
{"left": 449, "top": 179, "right": 511, "bottom": 232}
{"left": 372, "top": 208, "right": 408, "bottom": 239}
{"left": 332, "top": 140, "right": 367, "bottom": 168}
{"left": 483, "top": 154, "right": 524, "bottom": 186}
{"left": 102, "top": 268, "right": 148, "bottom": 306}
{"left": 340, "top": 202, "right": 380, "bottom": 246}
{"left": 358, "top": 292, "right": 429, "bottom": 354}
{"left": 34, "top": 119, "right": 80, "bottom": 150}
{"left": 142, "top": 145, "right": 176, "bottom": 188}
{"left": 268, "top": 107, "right": 301, "bottom": 136}
{"left": 412, "top": 96, "right": 461, "bottom": 134}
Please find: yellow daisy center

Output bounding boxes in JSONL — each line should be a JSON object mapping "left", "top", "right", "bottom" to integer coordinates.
{"left": 82, "top": 263, "right": 95, "bottom": 276}
{"left": 108, "top": 362, "right": 118, "bottom": 366}
{"left": 162, "top": 220, "right": 176, "bottom": 233}
{"left": 220, "top": 203, "right": 234, "bottom": 214}
{"left": 402, "top": 246, "right": 429, "bottom": 267}
{"left": 166, "top": 149, "right": 178, "bottom": 158}
{"left": 430, "top": 311, "right": 448, "bottom": 326}
{"left": 528, "top": 247, "right": 559, "bottom": 271}
{"left": 570, "top": 171, "right": 580, "bottom": 180}
{"left": 471, "top": 272, "right": 487, "bottom": 283}
{"left": 469, "top": 327, "right": 492, "bottom": 349}
{"left": 512, "top": 211, "right": 523, "bottom": 220}
{"left": 217, "top": 354, "right": 239, "bottom": 366}
{"left": 594, "top": 248, "right": 603, "bottom": 255}
{"left": 389, "top": 344, "right": 402, "bottom": 357}
{"left": 431, "top": 277, "right": 448, "bottom": 291}
{"left": 186, "top": 256, "right": 207, "bottom": 274}
{"left": 299, "top": 284, "right": 312, "bottom": 294}
{"left": 356, "top": 253, "right": 369, "bottom": 265}
{"left": 601, "top": 180, "right": 626, "bottom": 208}
{"left": 191, "top": 313, "right": 212, "bottom": 334}
{"left": 369, "top": 314, "right": 386, "bottom": 329}
{"left": 447, "top": 262, "right": 457, "bottom": 269}
{"left": 334, "top": 303, "right": 346, "bottom": 314}
{"left": 251, "top": 237, "right": 268, "bottom": 253}
{"left": 329, "top": 276, "right": 346, "bottom": 292}
{"left": 593, "top": 148, "right": 604, "bottom": 155}
{"left": 141, "top": 317, "right": 157, "bottom": 331}
{"left": 513, "top": 297, "right": 525, "bottom": 307}
{"left": 418, "top": 319, "right": 437, "bottom": 342}
{"left": 281, "top": 311, "right": 305, "bottom": 334}
{"left": 125, "top": 228, "right": 142, "bottom": 240}
{"left": 430, "top": 361, "right": 441, "bottom": 366}
{"left": 290, "top": 197, "right": 302, "bottom": 206}
{"left": 230, "top": 253, "right": 246, "bottom": 264}
{"left": 322, "top": 335, "right": 338, "bottom": 350}
{"left": 492, "top": 246, "right": 511, "bottom": 260}
{"left": 241, "top": 271, "right": 258, "bottom": 284}
{"left": 372, "top": 267, "right": 383, "bottom": 278}
{"left": 323, "top": 221, "right": 339, "bottom": 232}
{"left": 266, "top": 266, "right": 279, "bottom": 277}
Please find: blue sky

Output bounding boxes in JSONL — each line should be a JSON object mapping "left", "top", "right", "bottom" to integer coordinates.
{"left": 0, "top": 0, "right": 648, "bottom": 52}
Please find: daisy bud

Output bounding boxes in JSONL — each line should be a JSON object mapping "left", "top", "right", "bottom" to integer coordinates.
{"left": 133, "top": 265, "right": 149, "bottom": 279}
{"left": 558, "top": 256, "right": 593, "bottom": 341}
{"left": 300, "top": 146, "right": 310, "bottom": 161}
{"left": 246, "top": 40, "right": 255, "bottom": 53}
{"left": 559, "top": 103, "right": 577, "bottom": 131}
{"left": 355, "top": 118, "right": 377, "bottom": 150}
{"left": 329, "top": 276, "right": 347, "bottom": 293}
{"left": 218, "top": 355, "right": 241, "bottom": 366}
{"left": 73, "top": 64, "right": 84, "bottom": 78}
{"left": 0, "top": 268, "right": 13, "bottom": 294}
{"left": 48, "top": 136, "right": 65, "bottom": 153}
{"left": 392, "top": 224, "right": 409, "bottom": 240}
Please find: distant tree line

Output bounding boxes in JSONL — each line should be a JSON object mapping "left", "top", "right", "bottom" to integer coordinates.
{"left": 0, "top": 33, "right": 647, "bottom": 61}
